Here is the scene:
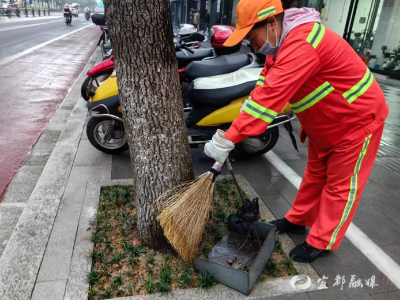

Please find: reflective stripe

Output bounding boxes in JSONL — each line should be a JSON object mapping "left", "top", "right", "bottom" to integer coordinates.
{"left": 257, "top": 6, "right": 276, "bottom": 20}
{"left": 256, "top": 75, "right": 265, "bottom": 86}
{"left": 326, "top": 135, "right": 372, "bottom": 250}
{"left": 343, "top": 68, "right": 374, "bottom": 104}
{"left": 243, "top": 100, "right": 278, "bottom": 123}
{"left": 306, "top": 23, "right": 325, "bottom": 49}
{"left": 290, "top": 82, "right": 334, "bottom": 113}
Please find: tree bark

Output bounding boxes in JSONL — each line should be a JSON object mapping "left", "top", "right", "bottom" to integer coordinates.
{"left": 104, "top": 0, "right": 194, "bottom": 245}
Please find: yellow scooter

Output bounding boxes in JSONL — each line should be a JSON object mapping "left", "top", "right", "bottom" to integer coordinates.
{"left": 86, "top": 61, "right": 297, "bottom": 156}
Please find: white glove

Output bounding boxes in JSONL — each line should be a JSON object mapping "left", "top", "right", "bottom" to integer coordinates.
{"left": 204, "top": 129, "right": 235, "bottom": 163}
{"left": 240, "top": 97, "right": 250, "bottom": 113}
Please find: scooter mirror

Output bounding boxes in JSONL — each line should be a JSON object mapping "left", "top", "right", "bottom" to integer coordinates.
{"left": 189, "top": 32, "right": 205, "bottom": 42}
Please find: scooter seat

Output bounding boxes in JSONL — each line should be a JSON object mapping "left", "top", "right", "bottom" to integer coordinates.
{"left": 188, "top": 67, "right": 262, "bottom": 107}
{"left": 185, "top": 53, "right": 251, "bottom": 81}
{"left": 176, "top": 48, "right": 214, "bottom": 69}
{"left": 103, "top": 43, "right": 112, "bottom": 50}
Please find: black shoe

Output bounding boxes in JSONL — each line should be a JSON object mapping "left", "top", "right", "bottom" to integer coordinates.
{"left": 269, "top": 218, "right": 306, "bottom": 235}
{"left": 289, "top": 241, "right": 330, "bottom": 263}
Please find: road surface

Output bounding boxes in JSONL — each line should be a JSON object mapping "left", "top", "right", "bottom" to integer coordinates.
{"left": 0, "top": 13, "right": 101, "bottom": 201}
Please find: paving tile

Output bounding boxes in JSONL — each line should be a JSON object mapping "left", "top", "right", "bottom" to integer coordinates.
{"left": 24, "top": 148, "right": 52, "bottom": 166}
{"left": 284, "top": 159, "right": 307, "bottom": 178}
{"left": 361, "top": 182, "right": 400, "bottom": 228}
{"left": 64, "top": 182, "right": 100, "bottom": 300}
{"left": 111, "top": 151, "right": 133, "bottom": 180}
{"left": 307, "top": 286, "right": 373, "bottom": 300}
{"left": 0, "top": 197, "right": 60, "bottom": 300}
{"left": 56, "top": 118, "right": 86, "bottom": 148}
{"left": 0, "top": 205, "right": 24, "bottom": 257}
{"left": 333, "top": 238, "right": 398, "bottom": 295}
{"left": 270, "top": 135, "right": 307, "bottom": 161}
{"left": 73, "top": 139, "right": 113, "bottom": 167}
{"left": 31, "top": 279, "right": 66, "bottom": 300}
{"left": 36, "top": 206, "right": 81, "bottom": 282}
{"left": 68, "top": 98, "right": 88, "bottom": 119}
{"left": 265, "top": 293, "right": 311, "bottom": 300}
{"left": 60, "top": 165, "right": 111, "bottom": 209}
{"left": 351, "top": 203, "right": 400, "bottom": 246}
{"left": 3, "top": 166, "right": 44, "bottom": 204}
{"left": 250, "top": 155, "right": 284, "bottom": 177}
{"left": 240, "top": 170, "right": 282, "bottom": 198}
{"left": 261, "top": 195, "right": 292, "bottom": 220}
{"left": 380, "top": 244, "right": 400, "bottom": 265}
{"left": 33, "top": 129, "right": 62, "bottom": 151}
{"left": 46, "top": 106, "right": 74, "bottom": 131}
{"left": 29, "top": 146, "right": 77, "bottom": 200}
{"left": 268, "top": 176, "right": 300, "bottom": 205}
{"left": 368, "top": 164, "right": 400, "bottom": 192}
{"left": 372, "top": 290, "right": 400, "bottom": 300}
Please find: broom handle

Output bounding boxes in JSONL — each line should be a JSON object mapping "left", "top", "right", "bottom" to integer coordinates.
{"left": 225, "top": 158, "right": 262, "bottom": 248}
{"left": 225, "top": 158, "right": 249, "bottom": 214}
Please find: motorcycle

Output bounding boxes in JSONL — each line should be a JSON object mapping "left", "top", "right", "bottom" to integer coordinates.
{"left": 80, "top": 32, "right": 209, "bottom": 101}
{"left": 85, "top": 11, "right": 90, "bottom": 20}
{"left": 64, "top": 12, "right": 72, "bottom": 25}
{"left": 80, "top": 28, "right": 241, "bottom": 102}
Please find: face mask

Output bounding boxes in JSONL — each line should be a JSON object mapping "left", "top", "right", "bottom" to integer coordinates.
{"left": 258, "top": 25, "right": 280, "bottom": 56}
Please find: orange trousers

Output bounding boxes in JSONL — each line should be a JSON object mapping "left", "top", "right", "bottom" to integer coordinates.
{"left": 285, "top": 125, "right": 383, "bottom": 250}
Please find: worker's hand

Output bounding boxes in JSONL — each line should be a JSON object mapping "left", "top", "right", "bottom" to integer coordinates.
{"left": 204, "top": 129, "right": 235, "bottom": 163}
{"left": 240, "top": 97, "right": 250, "bottom": 113}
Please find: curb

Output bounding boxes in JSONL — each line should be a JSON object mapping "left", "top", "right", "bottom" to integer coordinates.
{"left": 0, "top": 46, "right": 102, "bottom": 300}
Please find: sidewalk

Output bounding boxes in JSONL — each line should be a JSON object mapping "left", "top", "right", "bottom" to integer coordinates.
{"left": 0, "top": 51, "right": 400, "bottom": 299}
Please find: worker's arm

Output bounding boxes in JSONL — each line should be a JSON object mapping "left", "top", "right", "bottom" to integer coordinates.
{"left": 225, "top": 40, "right": 321, "bottom": 143}
{"left": 254, "top": 55, "right": 275, "bottom": 89}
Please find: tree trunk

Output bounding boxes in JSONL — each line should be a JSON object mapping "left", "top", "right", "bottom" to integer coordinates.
{"left": 104, "top": 0, "right": 194, "bottom": 245}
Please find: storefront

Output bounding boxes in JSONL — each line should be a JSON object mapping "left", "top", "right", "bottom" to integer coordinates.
{"left": 170, "top": 0, "right": 187, "bottom": 27}
{"left": 343, "top": 0, "right": 400, "bottom": 79}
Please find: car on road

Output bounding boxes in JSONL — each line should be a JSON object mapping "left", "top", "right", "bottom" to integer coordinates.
{"left": 94, "top": 6, "right": 104, "bottom": 13}
{"left": 68, "top": 5, "right": 79, "bottom": 17}
{"left": 0, "top": 0, "right": 18, "bottom": 15}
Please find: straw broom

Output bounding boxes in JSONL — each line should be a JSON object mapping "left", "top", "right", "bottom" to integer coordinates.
{"left": 153, "top": 161, "right": 223, "bottom": 262}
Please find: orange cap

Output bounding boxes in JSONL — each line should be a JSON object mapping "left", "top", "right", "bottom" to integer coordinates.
{"left": 224, "top": 0, "right": 284, "bottom": 47}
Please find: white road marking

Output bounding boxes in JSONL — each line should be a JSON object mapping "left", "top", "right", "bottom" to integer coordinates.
{"left": 0, "top": 21, "right": 61, "bottom": 31}
{"left": 0, "top": 23, "right": 93, "bottom": 66}
{"left": 263, "top": 150, "right": 400, "bottom": 289}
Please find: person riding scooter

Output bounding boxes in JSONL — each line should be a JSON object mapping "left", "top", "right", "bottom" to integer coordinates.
{"left": 63, "top": 4, "right": 72, "bottom": 24}
{"left": 84, "top": 6, "right": 90, "bottom": 20}
{"left": 205, "top": 0, "right": 389, "bottom": 263}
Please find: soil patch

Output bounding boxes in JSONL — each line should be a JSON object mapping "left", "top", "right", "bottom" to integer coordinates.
{"left": 88, "top": 178, "right": 297, "bottom": 299}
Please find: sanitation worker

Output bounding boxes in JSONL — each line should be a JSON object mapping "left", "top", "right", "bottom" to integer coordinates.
{"left": 204, "top": 0, "right": 389, "bottom": 263}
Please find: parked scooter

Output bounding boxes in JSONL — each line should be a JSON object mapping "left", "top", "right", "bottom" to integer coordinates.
{"left": 81, "top": 32, "right": 210, "bottom": 101}
{"left": 85, "top": 61, "right": 296, "bottom": 156}
{"left": 81, "top": 55, "right": 115, "bottom": 101}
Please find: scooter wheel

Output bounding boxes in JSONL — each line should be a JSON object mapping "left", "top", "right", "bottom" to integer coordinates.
{"left": 87, "top": 117, "right": 129, "bottom": 155}
{"left": 235, "top": 127, "right": 279, "bottom": 156}
{"left": 81, "top": 76, "right": 92, "bottom": 101}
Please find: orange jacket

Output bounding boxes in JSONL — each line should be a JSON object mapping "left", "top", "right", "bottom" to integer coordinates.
{"left": 225, "top": 22, "right": 389, "bottom": 157}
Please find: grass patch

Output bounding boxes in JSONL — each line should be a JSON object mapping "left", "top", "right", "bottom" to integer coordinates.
{"left": 88, "top": 180, "right": 296, "bottom": 298}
